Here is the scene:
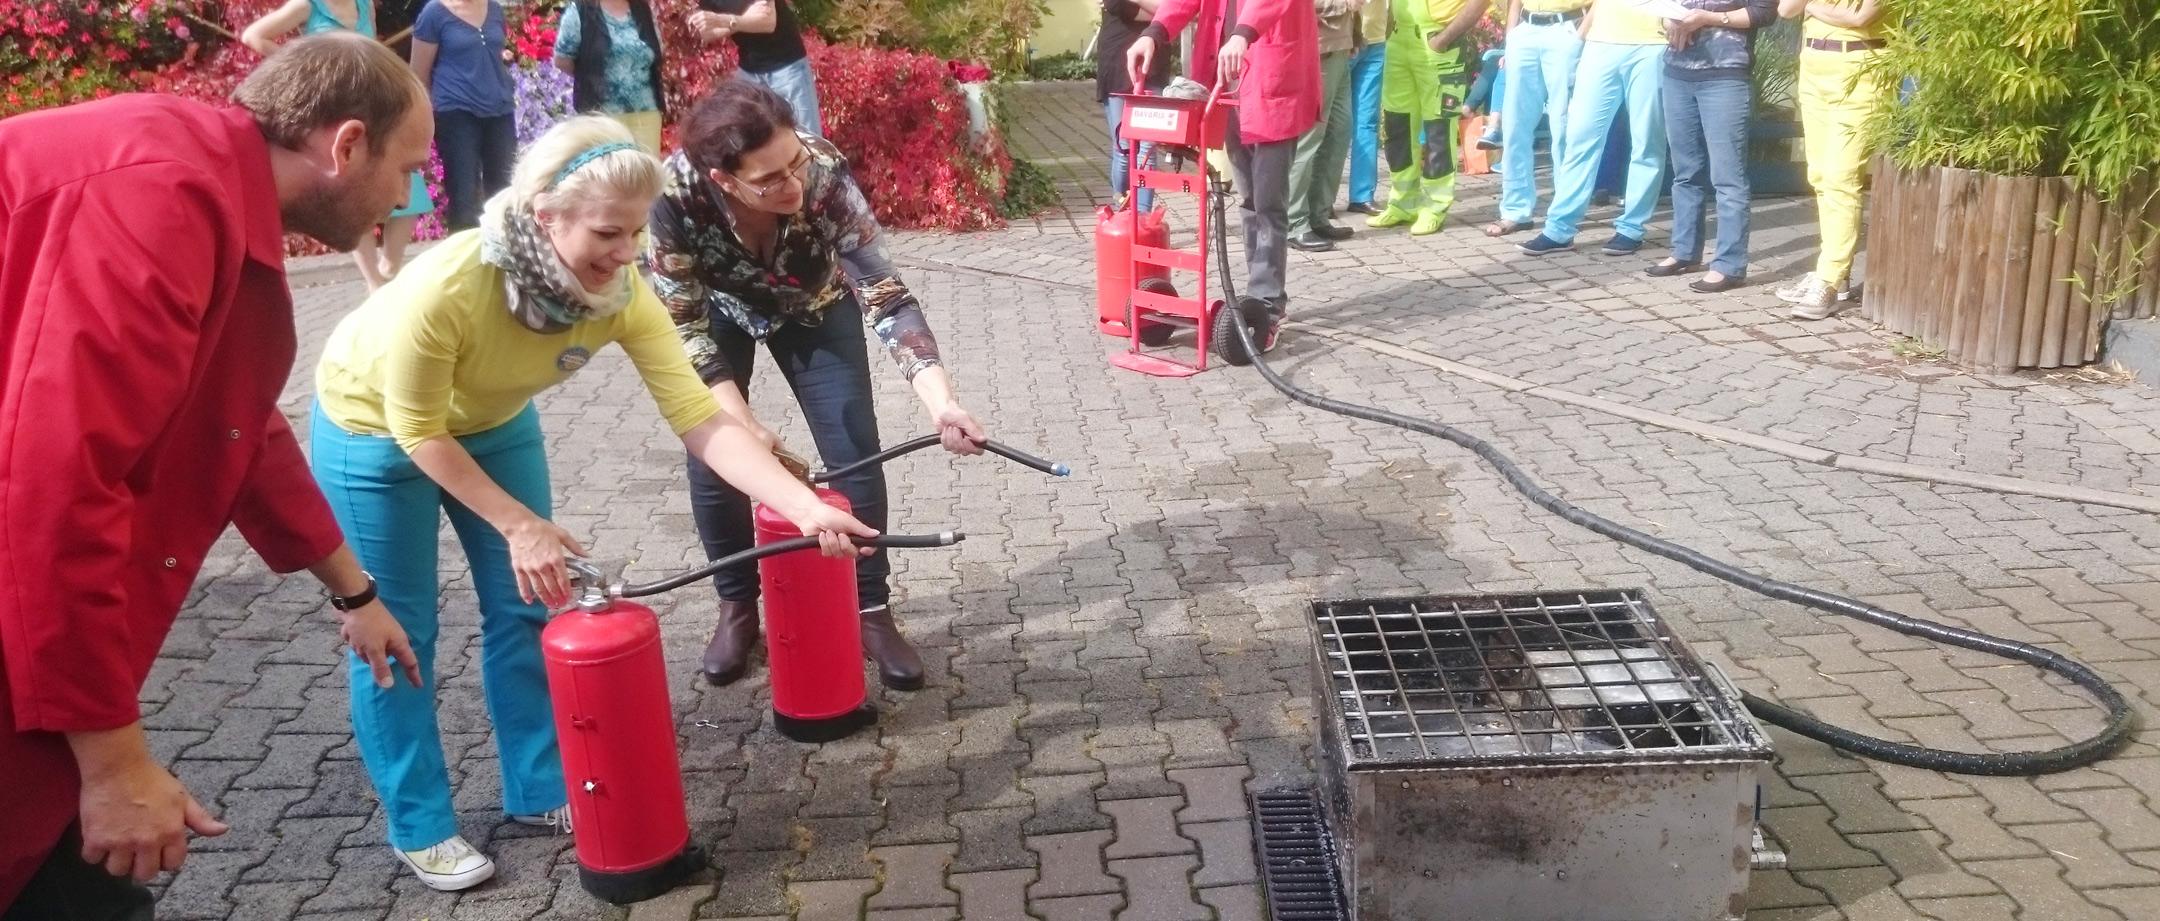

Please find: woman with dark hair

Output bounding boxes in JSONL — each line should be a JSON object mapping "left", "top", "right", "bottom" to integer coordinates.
{"left": 551, "top": 0, "right": 667, "bottom": 154}
{"left": 648, "top": 80, "right": 990, "bottom": 693}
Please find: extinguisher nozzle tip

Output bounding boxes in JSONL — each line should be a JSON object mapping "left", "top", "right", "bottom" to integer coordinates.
{"left": 944, "top": 531, "right": 965, "bottom": 545}
{"left": 1051, "top": 463, "right": 1071, "bottom": 477}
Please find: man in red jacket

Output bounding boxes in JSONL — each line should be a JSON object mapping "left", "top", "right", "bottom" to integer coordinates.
{"left": 0, "top": 33, "right": 433, "bottom": 918}
{"left": 1127, "top": 0, "right": 1320, "bottom": 355}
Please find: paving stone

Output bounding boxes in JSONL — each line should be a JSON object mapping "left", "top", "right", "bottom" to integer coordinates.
{"left": 947, "top": 868, "right": 1034, "bottom": 921}
{"left": 1167, "top": 765, "right": 1252, "bottom": 823}
{"left": 867, "top": 843, "right": 958, "bottom": 909}
{"left": 1104, "top": 855, "right": 1209, "bottom": 921}
{"left": 1100, "top": 796, "right": 1193, "bottom": 860}
{"left": 1027, "top": 830, "right": 1117, "bottom": 899}
{"left": 1183, "top": 819, "right": 1258, "bottom": 888}
{"left": 790, "top": 878, "right": 876, "bottom": 921}
{"left": 1031, "top": 893, "right": 1124, "bottom": 921}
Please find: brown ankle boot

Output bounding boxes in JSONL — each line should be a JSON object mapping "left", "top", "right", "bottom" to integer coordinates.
{"left": 700, "top": 599, "right": 760, "bottom": 686}
{"left": 858, "top": 605, "right": 924, "bottom": 691}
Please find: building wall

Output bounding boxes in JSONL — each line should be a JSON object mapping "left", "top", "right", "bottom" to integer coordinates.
{"left": 1033, "top": 0, "right": 1100, "bottom": 59}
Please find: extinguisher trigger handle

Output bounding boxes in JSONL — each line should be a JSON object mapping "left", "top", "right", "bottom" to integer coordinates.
{"left": 565, "top": 557, "right": 630, "bottom": 611}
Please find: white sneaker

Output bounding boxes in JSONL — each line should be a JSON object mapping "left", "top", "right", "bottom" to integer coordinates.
{"left": 1776, "top": 272, "right": 1825, "bottom": 304}
{"left": 508, "top": 805, "right": 574, "bottom": 834}
{"left": 394, "top": 835, "right": 496, "bottom": 891}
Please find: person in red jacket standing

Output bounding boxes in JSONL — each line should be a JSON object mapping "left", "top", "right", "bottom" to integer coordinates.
{"left": 0, "top": 33, "right": 434, "bottom": 918}
{"left": 1126, "top": 0, "right": 1320, "bottom": 354}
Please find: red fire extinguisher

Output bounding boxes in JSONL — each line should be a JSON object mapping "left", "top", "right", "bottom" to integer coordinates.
{"left": 755, "top": 488, "right": 879, "bottom": 742}
{"left": 1094, "top": 203, "right": 1176, "bottom": 341}
{"left": 543, "top": 579, "right": 704, "bottom": 905}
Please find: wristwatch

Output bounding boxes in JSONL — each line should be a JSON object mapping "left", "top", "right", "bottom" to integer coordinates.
{"left": 1720, "top": 11, "right": 1732, "bottom": 25}
{"left": 330, "top": 573, "right": 379, "bottom": 612}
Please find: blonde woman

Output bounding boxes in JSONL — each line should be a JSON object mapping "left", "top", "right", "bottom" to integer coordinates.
{"left": 243, "top": 0, "right": 436, "bottom": 288}
{"left": 310, "top": 116, "right": 874, "bottom": 890}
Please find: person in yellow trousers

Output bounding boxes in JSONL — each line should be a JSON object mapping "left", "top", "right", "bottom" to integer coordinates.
{"left": 1367, "top": 0, "right": 1490, "bottom": 235}
{"left": 1775, "top": 0, "right": 1891, "bottom": 320}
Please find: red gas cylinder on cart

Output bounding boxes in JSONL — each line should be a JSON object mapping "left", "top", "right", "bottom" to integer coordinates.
{"left": 756, "top": 488, "right": 878, "bottom": 742}
{"left": 1094, "top": 204, "right": 1173, "bottom": 336}
{"left": 543, "top": 597, "right": 704, "bottom": 904}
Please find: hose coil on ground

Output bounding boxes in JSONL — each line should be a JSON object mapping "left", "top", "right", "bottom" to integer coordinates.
{"left": 1203, "top": 177, "right": 2136, "bottom": 775}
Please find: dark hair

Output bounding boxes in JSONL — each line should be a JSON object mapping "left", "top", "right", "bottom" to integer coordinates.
{"left": 234, "top": 32, "right": 423, "bottom": 154}
{"left": 681, "top": 79, "right": 799, "bottom": 174}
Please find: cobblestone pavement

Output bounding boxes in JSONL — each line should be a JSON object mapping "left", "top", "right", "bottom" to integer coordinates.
{"left": 142, "top": 81, "right": 2160, "bottom": 920}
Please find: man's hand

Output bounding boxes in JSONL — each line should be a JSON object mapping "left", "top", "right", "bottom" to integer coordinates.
{"left": 340, "top": 600, "right": 423, "bottom": 689}
{"left": 1127, "top": 35, "right": 1157, "bottom": 92}
{"left": 70, "top": 724, "right": 229, "bottom": 882}
{"left": 1217, "top": 35, "right": 1249, "bottom": 87}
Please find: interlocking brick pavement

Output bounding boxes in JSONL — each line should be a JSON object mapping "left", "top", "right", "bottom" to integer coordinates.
{"left": 127, "top": 81, "right": 2160, "bottom": 919}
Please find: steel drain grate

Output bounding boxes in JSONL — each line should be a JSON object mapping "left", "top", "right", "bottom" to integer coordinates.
{"left": 1249, "top": 788, "right": 1347, "bottom": 921}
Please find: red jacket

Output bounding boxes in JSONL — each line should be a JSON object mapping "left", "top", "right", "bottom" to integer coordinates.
{"left": 0, "top": 95, "right": 345, "bottom": 905}
{"left": 1148, "top": 0, "right": 1322, "bottom": 144}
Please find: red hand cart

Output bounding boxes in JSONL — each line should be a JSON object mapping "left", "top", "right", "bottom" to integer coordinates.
{"left": 1106, "top": 85, "right": 1237, "bottom": 378}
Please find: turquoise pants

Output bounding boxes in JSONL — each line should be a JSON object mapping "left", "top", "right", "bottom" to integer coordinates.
{"left": 309, "top": 402, "right": 566, "bottom": 851}
{"left": 1544, "top": 41, "right": 1668, "bottom": 243}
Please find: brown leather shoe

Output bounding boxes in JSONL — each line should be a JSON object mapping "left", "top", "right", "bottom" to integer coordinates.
{"left": 700, "top": 599, "right": 760, "bottom": 686}
{"left": 859, "top": 605, "right": 924, "bottom": 691}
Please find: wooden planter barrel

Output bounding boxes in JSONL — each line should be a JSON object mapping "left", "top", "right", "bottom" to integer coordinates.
{"left": 1862, "top": 159, "right": 2160, "bottom": 374}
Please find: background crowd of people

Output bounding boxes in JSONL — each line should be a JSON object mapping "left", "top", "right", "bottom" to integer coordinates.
{"left": 1094, "top": 0, "right": 1893, "bottom": 322}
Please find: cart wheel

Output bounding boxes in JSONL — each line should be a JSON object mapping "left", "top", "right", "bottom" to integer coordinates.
{"left": 1211, "top": 303, "right": 1254, "bottom": 366}
{"left": 1132, "top": 278, "right": 1178, "bottom": 347}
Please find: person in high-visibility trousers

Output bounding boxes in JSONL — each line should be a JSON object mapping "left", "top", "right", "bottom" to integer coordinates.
{"left": 1368, "top": 0, "right": 1490, "bottom": 235}
{"left": 1774, "top": 0, "right": 1891, "bottom": 320}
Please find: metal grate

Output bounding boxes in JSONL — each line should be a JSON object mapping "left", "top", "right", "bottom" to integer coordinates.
{"left": 1313, "top": 589, "right": 1768, "bottom": 766}
{"left": 1250, "top": 788, "right": 1348, "bottom": 921}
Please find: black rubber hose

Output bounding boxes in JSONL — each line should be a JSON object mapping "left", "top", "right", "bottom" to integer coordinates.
{"left": 618, "top": 532, "right": 965, "bottom": 598}
{"left": 1204, "top": 177, "right": 2136, "bottom": 775}
{"left": 812, "top": 435, "right": 1072, "bottom": 483}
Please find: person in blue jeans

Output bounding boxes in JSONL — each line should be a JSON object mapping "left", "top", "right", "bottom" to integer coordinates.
{"left": 412, "top": 0, "right": 517, "bottom": 231}
{"left": 688, "top": 0, "right": 825, "bottom": 135}
{"left": 1518, "top": 0, "right": 1668, "bottom": 256}
{"left": 1646, "top": 0, "right": 1777, "bottom": 292}
{"left": 1344, "top": 0, "right": 1388, "bottom": 213}
{"left": 1098, "top": 0, "right": 1172, "bottom": 211}
{"left": 1482, "top": 0, "right": 1586, "bottom": 236}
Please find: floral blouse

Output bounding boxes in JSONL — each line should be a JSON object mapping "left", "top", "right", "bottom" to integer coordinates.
{"left": 649, "top": 134, "right": 942, "bottom": 385}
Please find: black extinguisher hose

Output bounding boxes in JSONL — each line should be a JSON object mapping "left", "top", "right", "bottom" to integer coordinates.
{"left": 1202, "top": 176, "right": 2136, "bottom": 775}
{"left": 813, "top": 435, "right": 1073, "bottom": 483}
{"left": 618, "top": 532, "right": 965, "bottom": 598}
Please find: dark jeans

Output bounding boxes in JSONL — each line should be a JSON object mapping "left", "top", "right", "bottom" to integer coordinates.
{"left": 1225, "top": 111, "right": 1295, "bottom": 304}
{"left": 1663, "top": 77, "right": 1753, "bottom": 276}
{"left": 1, "top": 825, "right": 154, "bottom": 921}
{"left": 686, "top": 297, "right": 890, "bottom": 609}
{"left": 434, "top": 109, "right": 516, "bottom": 231}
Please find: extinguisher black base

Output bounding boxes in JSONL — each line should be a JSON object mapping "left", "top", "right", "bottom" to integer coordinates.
{"left": 578, "top": 841, "right": 706, "bottom": 905}
{"left": 773, "top": 704, "right": 877, "bottom": 743}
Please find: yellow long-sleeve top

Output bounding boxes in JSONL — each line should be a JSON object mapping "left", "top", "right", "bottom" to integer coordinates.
{"left": 317, "top": 231, "right": 721, "bottom": 454}
{"left": 1586, "top": 0, "right": 1668, "bottom": 44}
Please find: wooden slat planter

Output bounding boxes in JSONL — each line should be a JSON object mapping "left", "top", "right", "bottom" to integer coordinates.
{"left": 1862, "top": 159, "right": 2158, "bottom": 373}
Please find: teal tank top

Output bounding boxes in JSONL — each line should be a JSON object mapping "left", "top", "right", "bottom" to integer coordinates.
{"left": 304, "top": 0, "right": 374, "bottom": 35}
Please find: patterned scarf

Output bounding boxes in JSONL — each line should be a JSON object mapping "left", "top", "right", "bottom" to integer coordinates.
{"left": 479, "top": 190, "right": 634, "bottom": 334}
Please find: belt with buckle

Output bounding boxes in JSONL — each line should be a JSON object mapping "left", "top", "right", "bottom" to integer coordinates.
{"left": 1524, "top": 10, "right": 1585, "bottom": 25}
{"left": 1805, "top": 38, "right": 1887, "bottom": 52}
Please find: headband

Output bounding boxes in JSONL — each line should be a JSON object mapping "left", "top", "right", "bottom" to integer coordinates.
{"left": 549, "top": 142, "right": 638, "bottom": 189}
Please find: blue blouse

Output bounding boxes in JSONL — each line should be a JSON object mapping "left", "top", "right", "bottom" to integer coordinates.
{"left": 414, "top": 0, "right": 515, "bottom": 117}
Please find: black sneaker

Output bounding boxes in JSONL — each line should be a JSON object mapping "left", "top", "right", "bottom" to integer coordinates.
{"left": 1345, "top": 201, "right": 1383, "bottom": 215}
{"left": 1601, "top": 234, "right": 1643, "bottom": 255}
{"left": 1518, "top": 233, "right": 1573, "bottom": 255}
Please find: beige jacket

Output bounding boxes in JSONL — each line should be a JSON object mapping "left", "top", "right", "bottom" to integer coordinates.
{"left": 1316, "top": 0, "right": 1362, "bottom": 53}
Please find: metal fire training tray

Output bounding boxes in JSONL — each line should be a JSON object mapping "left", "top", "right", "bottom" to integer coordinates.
{"left": 1311, "top": 588, "right": 1772, "bottom": 770}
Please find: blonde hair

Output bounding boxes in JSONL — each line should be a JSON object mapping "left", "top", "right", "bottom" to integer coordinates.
{"left": 505, "top": 116, "right": 666, "bottom": 218}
